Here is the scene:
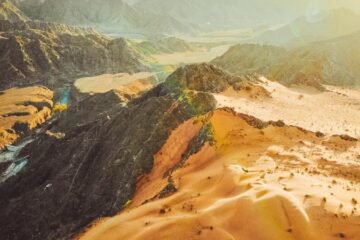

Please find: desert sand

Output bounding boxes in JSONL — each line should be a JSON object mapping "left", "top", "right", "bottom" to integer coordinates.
{"left": 151, "top": 44, "right": 233, "bottom": 65}
{"left": 215, "top": 77, "right": 360, "bottom": 138}
{"left": 79, "top": 80, "right": 360, "bottom": 240}
{"left": 74, "top": 72, "right": 155, "bottom": 94}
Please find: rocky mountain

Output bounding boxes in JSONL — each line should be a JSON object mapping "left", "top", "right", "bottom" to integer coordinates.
{"left": 0, "top": 0, "right": 28, "bottom": 22}
{"left": 257, "top": 8, "right": 360, "bottom": 47}
{"left": 212, "top": 31, "right": 360, "bottom": 88}
{"left": 0, "top": 19, "right": 147, "bottom": 90}
{"left": 0, "top": 86, "right": 53, "bottom": 149}
{"left": 0, "top": 63, "right": 264, "bottom": 240}
{"left": 12, "top": 0, "right": 196, "bottom": 35}
{"left": 1, "top": 63, "right": 358, "bottom": 240}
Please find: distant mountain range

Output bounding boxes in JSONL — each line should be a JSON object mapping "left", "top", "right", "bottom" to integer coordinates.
{"left": 0, "top": 0, "right": 148, "bottom": 90}
{"left": 8, "top": 0, "right": 360, "bottom": 39}
{"left": 256, "top": 8, "right": 360, "bottom": 47}
{"left": 11, "top": 0, "right": 198, "bottom": 35}
{"left": 134, "top": 0, "right": 308, "bottom": 29}
{"left": 212, "top": 30, "right": 360, "bottom": 88}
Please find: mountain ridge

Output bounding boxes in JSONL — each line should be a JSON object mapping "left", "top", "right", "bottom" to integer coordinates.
{"left": 256, "top": 8, "right": 360, "bottom": 47}
{"left": 0, "top": 19, "right": 147, "bottom": 90}
{"left": 212, "top": 30, "right": 360, "bottom": 88}
{"left": 0, "top": 0, "right": 28, "bottom": 22}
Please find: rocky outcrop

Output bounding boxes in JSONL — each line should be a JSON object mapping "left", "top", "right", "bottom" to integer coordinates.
{"left": 0, "top": 64, "right": 233, "bottom": 240}
{"left": 0, "top": 20, "right": 147, "bottom": 90}
{"left": 0, "top": 86, "right": 53, "bottom": 149}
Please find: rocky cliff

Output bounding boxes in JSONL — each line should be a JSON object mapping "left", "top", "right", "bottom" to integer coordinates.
{"left": 0, "top": 85, "right": 53, "bottom": 149}
{"left": 0, "top": 20, "right": 147, "bottom": 90}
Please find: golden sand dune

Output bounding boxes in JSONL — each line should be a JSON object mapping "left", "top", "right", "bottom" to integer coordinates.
{"left": 0, "top": 86, "right": 53, "bottom": 149}
{"left": 79, "top": 107, "right": 360, "bottom": 240}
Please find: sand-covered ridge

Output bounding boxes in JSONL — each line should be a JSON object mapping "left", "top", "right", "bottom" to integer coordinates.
{"left": 78, "top": 106, "right": 360, "bottom": 240}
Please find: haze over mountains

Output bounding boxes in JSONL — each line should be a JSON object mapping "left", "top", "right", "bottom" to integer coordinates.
{"left": 12, "top": 0, "right": 197, "bottom": 35}
{"left": 8, "top": 0, "right": 360, "bottom": 37}
{"left": 257, "top": 8, "right": 360, "bottom": 46}
{"left": 1, "top": 1, "right": 360, "bottom": 240}
{"left": 212, "top": 29, "right": 360, "bottom": 88}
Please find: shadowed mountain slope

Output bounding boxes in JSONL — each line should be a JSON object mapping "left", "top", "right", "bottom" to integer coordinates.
{"left": 212, "top": 32, "right": 360, "bottom": 88}
{"left": 0, "top": 19, "right": 147, "bottom": 90}
{"left": 0, "top": 63, "right": 261, "bottom": 240}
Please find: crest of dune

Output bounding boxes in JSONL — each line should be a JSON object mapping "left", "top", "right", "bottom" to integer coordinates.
{"left": 78, "top": 107, "right": 360, "bottom": 240}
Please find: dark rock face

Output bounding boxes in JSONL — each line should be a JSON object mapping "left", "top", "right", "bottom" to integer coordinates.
{"left": 0, "top": 20, "right": 147, "bottom": 90}
{"left": 53, "top": 90, "right": 123, "bottom": 131}
{"left": 0, "top": 64, "right": 221, "bottom": 240}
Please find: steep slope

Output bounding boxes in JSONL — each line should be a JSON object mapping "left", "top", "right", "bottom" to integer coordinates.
{"left": 212, "top": 44, "right": 287, "bottom": 76}
{"left": 0, "top": 64, "right": 263, "bottom": 240}
{"left": 79, "top": 108, "right": 360, "bottom": 240}
{"left": 212, "top": 32, "right": 360, "bottom": 87}
{"left": 257, "top": 8, "right": 360, "bottom": 47}
{"left": 0, "top": 20, "right": 147, "bottom": 90}
{"left": 0, "top": 0, "right": 28, "bottom": 22}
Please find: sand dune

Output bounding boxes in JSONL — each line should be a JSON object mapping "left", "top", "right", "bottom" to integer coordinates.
{"left": 79, "top": 107, "right": 360, "bottom": 240}
{"left": 215, "top": 77, "right": 360, "bottom": 138}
